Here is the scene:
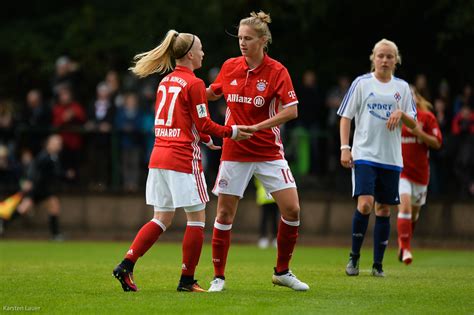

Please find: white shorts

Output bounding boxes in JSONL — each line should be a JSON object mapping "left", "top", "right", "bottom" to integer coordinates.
{"left": 399, "top": 177, "right": 428, "bottom": 206}
{"left": 146, "top": 168, "right": 208, "bottom": 212}
{"left": 212, "top": 160, "right": 297, "bottom": 198}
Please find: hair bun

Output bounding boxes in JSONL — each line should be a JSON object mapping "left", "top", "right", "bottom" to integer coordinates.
{"left": 251, "top": 11, "right": 271, "bottom": 24}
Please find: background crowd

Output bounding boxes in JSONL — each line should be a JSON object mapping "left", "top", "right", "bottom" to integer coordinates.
{"left": 0, "top": 56, "right": 472, "bottom": 199}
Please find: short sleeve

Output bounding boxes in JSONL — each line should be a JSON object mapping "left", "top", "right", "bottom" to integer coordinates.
{"left": 337, "top": 78, "right": 361, "bottom": 119}
{"left": 275, "top": 67, "right": 298, "bottom": 108}
{"left": 426, "top": 112, "right": 443, "bottom": 144}
{"left": 402, "top": 84, "right": 417, "bottom": 120}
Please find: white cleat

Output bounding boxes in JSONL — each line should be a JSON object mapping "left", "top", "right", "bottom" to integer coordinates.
{"left": 272, "top": 270, "right": 309, "bottom": 291}
{"left": 402, "top": 249, "right": 413, "bottom": 265}
{"left": 208, "top": 278, "right": 225, "bottom": 292}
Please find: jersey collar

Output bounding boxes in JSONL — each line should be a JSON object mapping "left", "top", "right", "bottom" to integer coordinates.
{"left": 240, "top": 54, "right": 269, "bottom": 74}
{"left": 174, "top": 65, "right": 195, "bottom": 76}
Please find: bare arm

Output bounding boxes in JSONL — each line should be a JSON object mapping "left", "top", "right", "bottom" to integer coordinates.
{"left": 340, "top": 117, "right": 353, "bottom": 168}
{"left": 252, "top": 105, "right": 298, "bottom": 131}
{"left": 206, "top": 87, "right": 222, "bottom": 101}
{"left": 386, "top": 109, "right": 417, "bottom": 131}
{"left": 410, "top": 124, "right": 442, "bottom": 149}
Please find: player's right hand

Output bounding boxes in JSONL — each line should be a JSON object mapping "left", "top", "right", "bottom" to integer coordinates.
{"left": 340, "top": 149, "right": 353, "bottom": 168}
{"left": 234, "top": 125, "right": 255, "bottom": 141}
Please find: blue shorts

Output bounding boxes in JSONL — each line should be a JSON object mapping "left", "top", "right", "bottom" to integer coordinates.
{"left": 352, "top": 164, "right": 401, "bottom": 205}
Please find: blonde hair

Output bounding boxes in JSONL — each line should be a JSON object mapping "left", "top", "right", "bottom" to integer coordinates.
{"left": 369, "top": 38, "right": 402, "bottom": 73}
{"left": 130, "top": 30, "right": 195, "bottom": 78}
{"left": 411, "top": 85, "right": 433, "bottom": 111}
{"left": 240, "top": 11, "right": 272, "bottom": 50}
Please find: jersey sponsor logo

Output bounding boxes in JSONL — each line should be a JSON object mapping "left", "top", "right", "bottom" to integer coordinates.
{"left": 196, "top": 103, "right": 208, "bottom": 118}
{"left": 367, "top": 103, "right": 394, "bottom": 121}
{"left": 218, "top": 178, "right": 228, "bottom": 188}
{"left": 402, "top": 136, "right": 418, "bottom": 144}
{"left": 227, "top": 94, "right": 252, "bottom": 104}
{"left": 253, "top": 96, "right": 265, "bottom": 107}
{"left": 256, "top": 79, "right": 268, "bottom": 91}
{"left": 230, "top": 79, "right": 238, "bottom": 86}
{"left": 288, "top": 90, "right": 296, "bottom": 99}
{"left": 155, "top": 127, "right": 182, "bottom": 137}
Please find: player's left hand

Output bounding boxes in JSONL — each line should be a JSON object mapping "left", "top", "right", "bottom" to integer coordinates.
{"left": 386, "top": 109, "right": 402, "bottom": 131}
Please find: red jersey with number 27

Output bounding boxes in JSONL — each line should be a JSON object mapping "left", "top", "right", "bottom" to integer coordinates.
{"left": 149, "top": 66, "right": 232, "bottom": 174}
{"left": 401, "top": 109, "right": 442, "bottom": 185}
{"left": 210, "top": 54, "right": 298, "bottom": 162}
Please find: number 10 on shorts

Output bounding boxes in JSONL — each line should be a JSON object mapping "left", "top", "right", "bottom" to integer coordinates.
{"left": 281, "top": 168, "right": 295, "bottom": 184}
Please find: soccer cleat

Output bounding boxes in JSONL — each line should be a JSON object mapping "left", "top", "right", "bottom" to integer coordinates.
{"left": 113, "top": 265, "right": 138, "bottom": 292}
{"left": 208, "top": 277, "right": 225, "bottom": 292}
{"left": 402, "top": 249, "right": 413, "bottom": 265}
{"left": 345, "top": 253, "right": 360, "bottom": 276}
{"left": 177, "top": 280, "right": 206, "bottom": 292}
{"left": 272, "top": 270, "right": 309, "bottom": 291}
{"left": 371, "top": 263, "right": 385, "bottom": 277}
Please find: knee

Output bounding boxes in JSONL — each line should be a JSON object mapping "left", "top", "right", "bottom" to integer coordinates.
{"left": 358, "top": 201, "right": 373, "bottom": 214}
{"left": 281, "top": 204, "right": 300, "bottom": 221}
{"left": 375, "top": 206, "right": 391, "bottom": 217}
{"left": 216, "top": 207, "right": 235, "bottom": 224}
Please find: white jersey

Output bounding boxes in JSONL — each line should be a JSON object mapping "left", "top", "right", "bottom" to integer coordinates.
{"left": 337, "top": 73, "right": 417, "bottom": 170}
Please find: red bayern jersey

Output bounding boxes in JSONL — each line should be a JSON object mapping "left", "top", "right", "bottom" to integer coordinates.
{"left": 149, "top": 65, "right": 233, "bottom": 174}
{"left": 401, "top": 109, "right": 443, "bottom": 185}
{"left": 210, "top": 54, "right": 298, "bottom": 162}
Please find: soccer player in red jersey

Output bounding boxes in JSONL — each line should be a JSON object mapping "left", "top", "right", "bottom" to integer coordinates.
{"left": 112, "top": 30, "right": 253, "bottom": 292}
{"left": 206, "top": 11, "right": 309, "bottom": 291}
{"left": 397, "top": 86, "right": 442, "bottom": 264}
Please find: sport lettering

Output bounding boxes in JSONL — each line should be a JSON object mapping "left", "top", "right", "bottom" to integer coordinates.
{"left": 227, "top": 94, "right": 252, "bottom": 104}
{"left": 367, "top": 103, "right": 393, "bottom": 111}
{"left": 155, "top": 128, "right": 181, "bottom": 137}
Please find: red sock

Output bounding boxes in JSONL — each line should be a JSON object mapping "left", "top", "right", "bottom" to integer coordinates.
{"left": 276, "top": 218, "right": 299, "bottom": 273}
{"left": 181, "top": 223, "right": 204, "bottom": 277}
{"left": 125, "top": 219, "right": 164, "bottom": 263}
{"left": 397, "top": 216, "right": 412, "bottom": 250}
{"left": 212, "top": 219, "right": 232, "bottom": 278}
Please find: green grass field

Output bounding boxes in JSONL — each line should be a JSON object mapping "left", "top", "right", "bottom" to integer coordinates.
{"left": 0, "top": 241, "right": 473, "bottom": 314}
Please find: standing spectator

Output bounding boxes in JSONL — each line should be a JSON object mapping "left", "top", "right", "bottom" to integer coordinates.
{"left": 20, "top": 89, "right": 52, "bottom": 154}
{"left": 414, "top": 73, "right": 431, "bottom": 102}
{"left": 206, "top": 11, "right": 309, "bottom": 292}
{"left": 397, "top": 86, "right": 442, "bottom": 264}
{"left": 0, "top": 99, "right": 16, "bottom": 151}
{"left": 115, "top": 92, "right": 143, "bottom": 192}
{"left": 51, "top": 56, "right": 82, "bottom": 101}
{"left": 453, "top": 83, "right": 473, "bottom": 115}
{"left": 51, "top": 84, "right": 86, "bottom": 176}
{"left": 112, "top": 29, "right": 252, "bottom": 293}
{"left": 338, "top": 39, "right": 417, "bottom": 277}
{"left": 451, "top": 105, "right": 474, "bottom": 197}
{"left": 105, "top": 70, "right": 125, "bottom": 108}
{"left": 84, "top": 82, "right": 115, "bottom": 189}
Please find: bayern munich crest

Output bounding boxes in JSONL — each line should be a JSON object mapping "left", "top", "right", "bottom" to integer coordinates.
{"left": 256, "top": 79, "right": 268, "bottom": 92}
{"left": 218, "top": 178, "right": 228, "bottom": 188}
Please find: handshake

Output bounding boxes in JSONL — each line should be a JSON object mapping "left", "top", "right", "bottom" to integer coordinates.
{"left": 234, "top": 125, "right": 258, "bottom": 141}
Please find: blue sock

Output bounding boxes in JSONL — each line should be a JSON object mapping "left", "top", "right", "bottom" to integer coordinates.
{"left": 351, "top": 210, "right": 370, "bottom": 255}
{"left": 373, "top": 216, "right": 390, "bottom": 264}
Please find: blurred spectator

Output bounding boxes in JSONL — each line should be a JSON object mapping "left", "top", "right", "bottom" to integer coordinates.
{"left": 0, "top": 99, "right": 16, "bottom": 151}
{"left": 20, "top": 89, "right": 52, "bottom": 154}
{"left": 325, "top": 75, "right": 350, "bottom": 178}
{"left": 291, "top": 69, "right": 326, "bottom": 177}
{"left": 84, "top": 82, "right": 115, "bottom": 189}
{"left": 105, "top": 70, "right": 125, "bottom": 108}
{"left": 0, "top": 145, "right": 20, "bottom": 194}
{"left": 51, "top": 56, "right": 81, "bottom": 100}
{"left": 453, "top": 83, "right": 473, "bottom": 115}
{"left": 115, "top": 92, "right": 143, "bottom": 192}
{"left": 451, "top": 105, "right": 474, "bottom": 197}
{"left": 51, "top": 84, "right": 86, "bottom": 176}
{"left": 414, "top": 73, "right": 432, "bottom": 102}
{"left": 140, "top": 85, "right": 155, "bottom": 166}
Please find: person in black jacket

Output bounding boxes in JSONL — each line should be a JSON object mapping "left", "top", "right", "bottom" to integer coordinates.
{"left": 15, "top": 134, "right": 74, "bottom": 240}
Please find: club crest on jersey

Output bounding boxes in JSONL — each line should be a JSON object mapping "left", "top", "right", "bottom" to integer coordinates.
{"left": 256, "top": 79, "right": 268, "bottom": 92}
{"left": 394, "top": 92, "right": 401, "bottom": 102}
{"left": 253, "top": 96, "right": 265, "bottom": 107}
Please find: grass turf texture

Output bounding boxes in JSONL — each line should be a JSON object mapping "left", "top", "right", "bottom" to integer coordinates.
{"left": 0, "top": 241, "right": 473, "bottom": 314}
